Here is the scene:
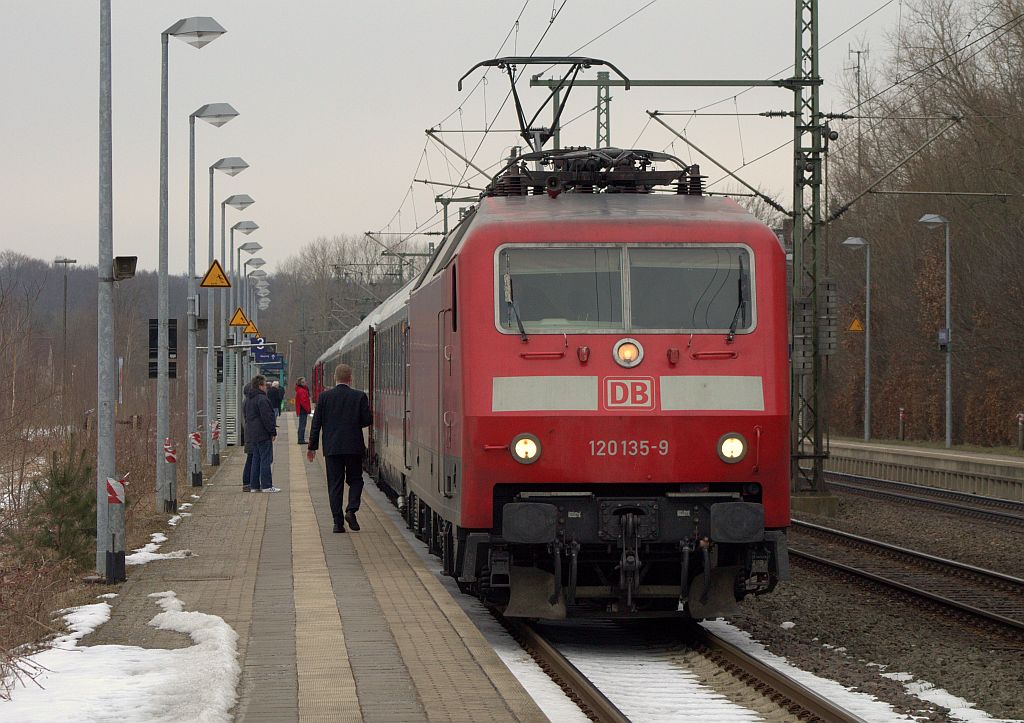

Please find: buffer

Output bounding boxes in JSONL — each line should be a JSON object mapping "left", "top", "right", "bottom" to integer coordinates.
{"left": 200, "top": 259, "right": 231, "bottom": 288}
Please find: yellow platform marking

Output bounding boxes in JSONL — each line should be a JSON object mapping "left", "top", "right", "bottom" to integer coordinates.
{"left": 288, "top": 431, "right": 360, "bottom": 721}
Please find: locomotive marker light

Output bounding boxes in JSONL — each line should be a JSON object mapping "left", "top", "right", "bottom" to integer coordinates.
{"left": 510, "top": 433, "right": 541, "bottom": 464}
{"left": 717, "top": 433, "right": 748, "bottom": 463}
{"left": 613, "top": 338, "right": 643, "bottom": 368}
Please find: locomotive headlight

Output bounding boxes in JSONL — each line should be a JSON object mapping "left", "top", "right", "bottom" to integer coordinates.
{"left": 613, "top": 338, "right": 644, "bottom": 368}
{"left": 511, "top": 433, "right": 541, "bottom": 464}
{"left": 717, "top": 433, "right": 747, "bottom": 463}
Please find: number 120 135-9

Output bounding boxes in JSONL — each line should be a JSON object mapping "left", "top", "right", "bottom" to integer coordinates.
{"left": 589, "top": 439, "right": 669, "bottom": 456}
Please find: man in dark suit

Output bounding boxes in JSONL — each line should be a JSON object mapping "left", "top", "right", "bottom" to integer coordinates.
{"left": 307, "top": 363, "right": 372, "bottom": 533}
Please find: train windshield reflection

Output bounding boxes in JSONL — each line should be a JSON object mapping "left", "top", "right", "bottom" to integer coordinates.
{"left": 499, "top": 247, "right": 624, "bottom": 330}
{"left": 497, "top": 245, "right": 753, "bottom": 334}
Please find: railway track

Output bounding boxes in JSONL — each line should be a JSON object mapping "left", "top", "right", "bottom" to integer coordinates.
{"left": 824, "top": 470, "right": 1024, "bottom": 526}
{"left": 513, "top": 618, "right": 867, "bottom": 722}
{"left": 790, "top": 519, "right": 1024, "bottom": 634}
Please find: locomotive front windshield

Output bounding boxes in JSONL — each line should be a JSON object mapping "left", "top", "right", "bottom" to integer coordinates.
{"left": 498, "top": 245, "right": 753, "bottom": 333}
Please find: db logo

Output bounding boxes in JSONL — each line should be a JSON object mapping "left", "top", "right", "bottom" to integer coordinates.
{"left": 603, "top": 377, "right": 656, "bottom": 410}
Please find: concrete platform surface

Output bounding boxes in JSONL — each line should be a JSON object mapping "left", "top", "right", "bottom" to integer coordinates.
{"left": 87, "top": 414, "right": 548, "bottom": 722}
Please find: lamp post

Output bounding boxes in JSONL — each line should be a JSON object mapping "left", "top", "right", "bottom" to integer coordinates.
{"left": 231, "top": 226, "right": 260, "bottom": 327}
{"left": 918, "top": 214, "right": 953, "bottom": 448}
{"left": 187, "top": 105, "right": 237, "bottom": 486}
{"left": 157, "top": 16, "right": 225, "bottom": 513}
{"left": 247, "top": 268, "right": 268, "bottom": 380}
{"left": 54, "top": 257, "right": 78, "bottom": 404}
{"left": 243, "top": 258, "right": 266, "bottom": 318}
{"left": 842, "top": 237, "right": 871, "bottom": 441}
{"left": 205, "top": 157, "right": 248, "bottom": 467}
{"left": 97, "top": 0, "right": 118, "bottom": 578}
{"left": 218, "top": 196, "right": 254, "bottom": 459}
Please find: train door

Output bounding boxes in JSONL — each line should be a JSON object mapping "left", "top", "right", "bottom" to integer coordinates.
{"left": 438, "top": 266, "right": 457, "bottom": 500}
{"left": 403, "top": 319, "right": 413, "bottom": 470}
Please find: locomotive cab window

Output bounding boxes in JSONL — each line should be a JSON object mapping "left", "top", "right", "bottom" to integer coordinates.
{"left": 495, "top": 244, "right": 755, "bottom": 334}
{"left": 629, "top": 247, "right": 752, "bottom": 332}
{"left": 499, "top": 247, "right": 623, "bottom": 331}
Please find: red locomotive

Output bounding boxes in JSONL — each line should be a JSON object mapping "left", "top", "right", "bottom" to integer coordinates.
{"left": 314, "top": 147, "right": 790, "bottom": 619}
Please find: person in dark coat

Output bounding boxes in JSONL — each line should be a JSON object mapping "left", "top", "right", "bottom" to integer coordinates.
{"left": 243, "top": 374, "right": 279, "bottom": 492}
{"left": 295, "top": 377, "right": 312, "bottom": 445}
{"left": 241, "top": 382, "right": 255, "bottom": 490}
{"left": 267, "top": 380, "right": 284, "bottom": 417}
{"left": 307, "top": 363, "right": 371, "bottom": 532}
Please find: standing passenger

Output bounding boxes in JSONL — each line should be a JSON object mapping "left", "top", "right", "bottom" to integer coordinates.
{"left": 241, "top": 381, "right": 255, "bottom": 491}
{"left": 307, "top": 363, "right": 371, "bottom": 533}
{"left": 295, "top": 377, "right": 311, "bottom": 445}
{"left": 243, "top": 374, "right": 279, "bottom": 493}
{"left": 268, "top": 380, "right": 284, "bottom": 417}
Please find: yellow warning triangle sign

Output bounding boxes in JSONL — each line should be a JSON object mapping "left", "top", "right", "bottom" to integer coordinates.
{"left": 199, "top": 259, "right": 231, "bottom": 288}
{"left": 228, "top": 307, "right": 249, "bottom": 327}
{"left": 848, "top": 318, "right": 864, "bottom": 332}
{"left": 243, "top": 321, "right": 259, "bottom": 335}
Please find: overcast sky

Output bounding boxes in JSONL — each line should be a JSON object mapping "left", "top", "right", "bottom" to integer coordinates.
{"left": 1, "top": 1, "right": 904, "bottom": 276}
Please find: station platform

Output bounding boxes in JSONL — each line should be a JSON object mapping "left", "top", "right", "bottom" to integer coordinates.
{"left": 827, "top": 437, "right": 1024, "bottom": 501}
{"left": 87, "top": 414, "right": 547, "bottom": 722}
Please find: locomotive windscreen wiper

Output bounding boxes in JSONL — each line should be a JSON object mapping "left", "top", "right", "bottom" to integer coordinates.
{"left": 503, "top": 271, "right": 529, "bottom": 342}
{"left": 726, "top": 255, "right": 748, "bottom": 343}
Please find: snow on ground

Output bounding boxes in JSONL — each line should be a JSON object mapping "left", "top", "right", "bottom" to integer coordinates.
{"left": 96, "top": 593, "right": 118, "bottom": 599}
{"left": 190, "top": 495, "right": 200, "bottom": 500}
{"left": 178, "top": 503, "right": 193, "bottom": 511}
{"left": 125, "top": 532, "right": 192, "bottom": 566}
{"left": 703, "top": 620, "right": 919, "bottom": 722}
{"left": 167, "top": 515, "right": 181, "bottom": 526}
{"left": 880, "top": 672, "right": 1021, "bottom": 722}
{"left": 2, "top": 591, "right": 239, "bottom": 722}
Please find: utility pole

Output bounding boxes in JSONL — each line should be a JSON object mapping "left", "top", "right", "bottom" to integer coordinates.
{"left": 849, "top": 46, "right": 867, "bottom": 187}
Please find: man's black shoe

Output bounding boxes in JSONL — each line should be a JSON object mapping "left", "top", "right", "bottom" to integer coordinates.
{"left": 332, "top": 524, "right": 346, "bottom": 533}
{"left": 345, "top": 512, "right": 360, "bottom": 531}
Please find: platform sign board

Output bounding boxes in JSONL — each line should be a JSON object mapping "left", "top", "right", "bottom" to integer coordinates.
{"left": 199, "top": 259, "right": 230, "bottom": 288}
{"left": 228, "top": 308, "right": 249, "bottom": 327}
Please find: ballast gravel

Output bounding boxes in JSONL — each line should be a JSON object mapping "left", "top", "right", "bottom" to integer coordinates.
{"left": 729, "top": 493, "right": 1024, "bottom": 720}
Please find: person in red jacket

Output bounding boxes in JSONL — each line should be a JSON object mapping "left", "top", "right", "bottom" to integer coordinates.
{"left": 295, "top": 377, "right": 312, "bottom": 445}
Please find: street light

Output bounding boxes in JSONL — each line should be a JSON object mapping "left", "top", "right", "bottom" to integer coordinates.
{"left": 842, "top": 237, "right": 871, "bottom": 441}
{"left": 205, "top": 157, "right": 248, "bottom": 468}
{"left": 157, "top": 15, "right": 226, "bottom": 514}
{"left": 246, "top": 267, "right": 269, "bottom": 379}
{"left": 231, "top": 225, "right": 260, "bottom": 326}
{"left": 217, "top": 195, "right": 254, "bottom": 462}
{"left": 918, "top": 213, "right": 953, "bottom": 448}
{"left": 188, "top": 105, "right": 237, "bottom": 485}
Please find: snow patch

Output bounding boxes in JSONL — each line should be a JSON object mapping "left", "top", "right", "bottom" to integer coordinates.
{"left": 125, "top": 532, "right": 192, "bottom": 566}
{"left": 780, "top": 621, "right": 796, "bottom": 629}
{"left": 167, "top": 515, "right": 181, "bottom": 526}
{"left": 190, "top": 495, "right": 200, "bottom": 500}
{"left": 96, "top": 593, "right": 118, "bottom": 600}
{"left": 701, "top": 620, "right": 916, "bottom": 722}
{"left": 882, "top": 672, "right": 1013, "bottom": 722}
{"left": 178, "top": 503, "right": 193, "bottom": 511}
{"left": 2, "top": 591, "right": 239, "bottom": 722}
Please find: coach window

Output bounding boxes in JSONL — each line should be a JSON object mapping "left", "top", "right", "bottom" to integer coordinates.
{"left": 628, "top": 246, "right": 753, "bottom": 331}
{"left": 499, "top": 247, "right": 623, "bottom": 332}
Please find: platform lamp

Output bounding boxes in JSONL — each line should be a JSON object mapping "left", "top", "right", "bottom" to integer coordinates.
{"left": 230, "top": 226, "right": 260, "bottom": 335}
{"left": 155, "top": 15, "right": 226, "bottom": 519}
{"left": 842, "top": 237, "right": 871, "bottom": 441}
{"left": 243, "top": 258, "right": 266, "bottom": 318}
{"left": 216, "top": 195, "right": 253, "bottom": 461}
{"left": 188, "top": 105, "right": 238, "bottom": 482}
{"left": 918, "top": 213, "right": 953, "bottom": 448}
{"left": 205, "top": 157, "right": 248, "bottom": 467}
{"left": 246, "top": 268, "right": 269, "bottom": 380}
